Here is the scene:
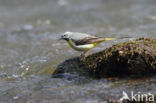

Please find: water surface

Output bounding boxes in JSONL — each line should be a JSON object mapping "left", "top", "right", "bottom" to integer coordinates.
{"left": 0, "top": 0, "right": 156, "bottom": 102}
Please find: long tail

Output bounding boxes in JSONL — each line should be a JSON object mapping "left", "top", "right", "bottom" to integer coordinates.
{"left": 104, "top": 38, "right": 116, "bottom": 41}
{"left": 93, "top": 37, "right": 116, "bottom": 45}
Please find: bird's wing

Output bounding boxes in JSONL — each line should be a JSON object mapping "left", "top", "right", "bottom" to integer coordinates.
{"left": 72, "top": 35, "right": 106, "bottom": 45}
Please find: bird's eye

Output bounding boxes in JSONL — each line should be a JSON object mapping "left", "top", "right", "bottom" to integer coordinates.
{"left": 64, "top": 34, "right": 67, "bottom": 37}
{"left": 62, "top": 34, "right": 65, "bottom": 38}
{"left": 62, "top": 33, "right": 69, "bottom": 39}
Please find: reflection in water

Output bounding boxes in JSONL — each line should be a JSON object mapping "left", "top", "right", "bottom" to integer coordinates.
{"left": 0, "top": 0, "right": 155, "bottom": 102}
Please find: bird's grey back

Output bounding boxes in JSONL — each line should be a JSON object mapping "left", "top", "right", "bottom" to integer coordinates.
{"left": 66, "top": 32, "right": 105, "bottom": 45}
{"left": 68, "top": 32, "right": 91, "bottom": 41}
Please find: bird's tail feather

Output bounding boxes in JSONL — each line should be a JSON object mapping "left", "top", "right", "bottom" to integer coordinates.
{"left": 93, "top": 37, "right": 116, "bottom": 45}
{"left": 104, "top": 38, "right": 116, "bottom": 41}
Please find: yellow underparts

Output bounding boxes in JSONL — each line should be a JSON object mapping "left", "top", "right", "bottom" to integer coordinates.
{"left": 67, "top": 38, "right": 116, "bottom": 52}
{"left": 67, "top": 39, "right": 100, "bottom": 51}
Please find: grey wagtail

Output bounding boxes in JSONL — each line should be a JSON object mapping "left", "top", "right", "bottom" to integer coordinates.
{"left": 59, "top": 31, "right": 116, "bottom": 57}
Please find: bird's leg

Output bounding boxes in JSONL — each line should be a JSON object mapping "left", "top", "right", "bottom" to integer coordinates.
{"left": 84, "top": 50, "right": 89, "bottom": 57}
{"left": 80, "top": 50, "right": 89, "bottom": 60}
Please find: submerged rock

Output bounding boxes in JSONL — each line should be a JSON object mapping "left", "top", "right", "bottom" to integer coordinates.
{"left": 52, "top": 38, "right": 156, "bottom": 78}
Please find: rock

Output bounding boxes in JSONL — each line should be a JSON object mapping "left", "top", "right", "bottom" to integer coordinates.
{"left": 52, "top": 57, "right": 89, "bottom": 78}
{"left": 52, "top": 38, "right": 156, "bottom": 78}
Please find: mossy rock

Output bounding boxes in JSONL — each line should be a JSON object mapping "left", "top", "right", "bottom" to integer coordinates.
{"left": 52, "top": 38, "right": 156, "bottom": 78}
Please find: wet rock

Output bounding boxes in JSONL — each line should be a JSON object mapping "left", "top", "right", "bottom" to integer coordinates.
{"left": 52, "top": 38, "right": 156, "bottom": 78}
{"left": 52, "top": 57, "right": 89, "bottom": 78}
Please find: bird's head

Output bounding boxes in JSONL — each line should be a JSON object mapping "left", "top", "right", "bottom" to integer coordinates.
{"left": 59, "top": 31, "right": 72, "bottom": 41}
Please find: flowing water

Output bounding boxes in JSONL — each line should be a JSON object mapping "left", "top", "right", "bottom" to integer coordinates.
{"left": 0, "top": 0, "right": 156, "bottom": 103}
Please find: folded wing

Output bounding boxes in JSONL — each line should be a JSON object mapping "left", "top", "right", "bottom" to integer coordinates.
{"left": 72, "top": 35, "right": 106, "bottom": 45}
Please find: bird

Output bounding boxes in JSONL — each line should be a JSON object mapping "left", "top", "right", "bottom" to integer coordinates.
{"left": 59, "top": 31, "right": 116, "bottom": 58}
